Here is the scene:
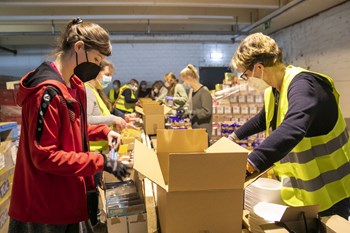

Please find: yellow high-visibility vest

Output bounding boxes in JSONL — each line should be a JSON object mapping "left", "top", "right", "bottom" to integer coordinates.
{"left": 109, "top": 88, "right": 117, "bottom": 104}
{"left": 264, "top": 65, "right": 350, "bottom": 211}
{"left": 115, "top": 84, "right": 136, "bottom": 113}
{"left": 85, "top": 83, "right": 111, "bottom": 152}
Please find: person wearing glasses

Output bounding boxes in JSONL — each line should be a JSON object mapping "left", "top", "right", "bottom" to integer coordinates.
{"left": 229, "top": 32, "right": 350, "bottom": 220}
{"left": 8, "top": 18, "right": 130, "bottom": 233}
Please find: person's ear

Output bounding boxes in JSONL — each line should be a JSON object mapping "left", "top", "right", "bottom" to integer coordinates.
{"left": 73, "top": 41, "right": 85, "bottom": 53}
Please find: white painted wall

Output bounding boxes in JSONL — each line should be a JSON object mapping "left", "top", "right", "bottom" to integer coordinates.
{"left": 109, "top": 43, "right": 236, "bottom": 85}
{"left": 0, "top": 42, "right": 237, "bottom": 86}
{"left": 272, "top": 1, "right": 350, "bottom": 117}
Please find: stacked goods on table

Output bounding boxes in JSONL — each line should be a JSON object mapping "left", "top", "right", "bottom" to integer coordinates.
{"left": 212, "top": 78, "right": 266, "bottom": 148}
{"left": 0, "top": 122, "right": 19, "bottom": 233}
{"left": 165, "top": 109, "right": 192, "bottom": 130}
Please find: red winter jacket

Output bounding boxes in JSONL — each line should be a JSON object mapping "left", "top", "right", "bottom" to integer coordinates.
{"left": 9, "top": 62, "right": 110, "bottom": 224}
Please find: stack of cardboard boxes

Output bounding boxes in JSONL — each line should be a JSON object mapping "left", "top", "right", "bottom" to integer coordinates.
{"left": 0, "top": 122, "right": 18, "bottom": 233}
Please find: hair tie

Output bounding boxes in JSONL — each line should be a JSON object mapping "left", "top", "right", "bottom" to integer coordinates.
{"left": 72, "top": 17, "right": 83, "bottom": 25}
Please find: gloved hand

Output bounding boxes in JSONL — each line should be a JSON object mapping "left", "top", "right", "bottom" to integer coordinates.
{"left": 102, "top": 154, "right": 131, "bottom": 181}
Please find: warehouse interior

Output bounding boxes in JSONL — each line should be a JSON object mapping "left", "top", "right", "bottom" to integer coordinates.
{"left": 2, "top": 1, "right": 350, "bottom": 233}
{"left": 0, "top": 0, "right": 349, "bottom": 119}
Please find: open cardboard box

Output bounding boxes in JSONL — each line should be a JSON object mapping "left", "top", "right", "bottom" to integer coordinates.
{"left": 320, "top": 214, "right": 350, "bottom": 232}
{"left": 134, "top": 129, "right": 251, "bottom": 233}
{"left": 104, "top": 172, "right": 148, "bottom": 233}
{"left": 135, "top": 102, "right": 171, "bottom": 135}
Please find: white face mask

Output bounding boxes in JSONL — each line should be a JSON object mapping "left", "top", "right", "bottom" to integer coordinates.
{"left": 153, "top": 88, "right": 159, "bottom": 94}
{"left": 97, "top": 75, "right": 112, "bottom": 89}
{"left": 182, "top": 83, "right": 190, "bottom": 90}
{"left": 247, "top": 67, "right": 269, "bottom": 93}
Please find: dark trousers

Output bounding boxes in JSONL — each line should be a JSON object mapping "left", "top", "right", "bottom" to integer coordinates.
{"left": 318, "top": 197, "right": 350, "bottom": 220}
{"left": 8, "top": 218, "right": 93, "bottom": 233}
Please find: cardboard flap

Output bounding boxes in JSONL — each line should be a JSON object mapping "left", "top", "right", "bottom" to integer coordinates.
{"left": 157, "top": 129, "right": 208, "bottom": 153}
{"left": 205, "top": 137, "right": 249, "bottom": 154}
{"left": 280, "top": 205, "right": 319, "bottom": 222}
{"left": 163, "top": 105, "right": 172, "bottom": 115}
{"left": 133, "top": 140, "right": 167, "bottom": 190}
{"left": 168, "top": 151, "right": 247, "bottom": 192}
{"left": 135, "top": 106, "right": 144, "bottom": 115}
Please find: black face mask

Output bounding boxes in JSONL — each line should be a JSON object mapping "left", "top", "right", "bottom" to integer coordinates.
{"left": 73, "top": 49, "right": 101, "bottom": 82}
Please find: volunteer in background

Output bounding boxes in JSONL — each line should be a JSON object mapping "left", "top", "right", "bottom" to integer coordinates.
{"left": 180, "top": 64, "right": 213, "bottom": 141}
{"left": 114, "top": 79, "right": 139, "bottom": 114}
{"left": 138, "top": 80, "right": 151, "bottom": 98}
{"left": 8, "top": 18, "right": 130, "bottom": 233}
{"left": 85, "top": 59, "right": 136, "bottom": 226}
{"left": 86, "top": 59, "right": 130, "bottom": 139}
{"left": 109, "top": 79, "right": 121, "bottom": 105}
{"left": 229, "top": 32, "right": 350, "bottom": 219}
{"left": 163, "top": 72, "right": 188, "bottom": 109}
{"left": 151, "top": 80, "right": 168, "bottom": 102}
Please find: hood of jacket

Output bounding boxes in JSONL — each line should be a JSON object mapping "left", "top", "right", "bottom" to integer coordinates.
{"left": 17, "top": 61, "right": 83, "bottom": 106}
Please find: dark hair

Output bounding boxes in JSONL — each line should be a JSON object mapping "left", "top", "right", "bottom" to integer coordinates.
{"left": 130, "top": 79, "right": 139, "bottom": 86}
{"left": 54, "top": 17, "right": 112, "bottom": 56}
{"left": 113, "top": 80, "right": 121, "bottom": 86}
{"left": 152, "top": 80, "right": 164, "bottom": 90}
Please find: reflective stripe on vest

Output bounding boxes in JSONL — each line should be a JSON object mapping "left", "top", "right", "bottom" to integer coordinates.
{"left": 85, "top": 83, "right": 110, "bottom": 152}
{"left": 115, "top": 84, "right": 136, "bottom": 113}
{"left": 264, "top": 65, "right": 350, "bottom": 211}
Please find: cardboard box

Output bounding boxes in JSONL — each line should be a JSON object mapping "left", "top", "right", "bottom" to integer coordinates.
{"left": 0, "top": 166, "right": 14, "bottom": 205}
{"left": 105, "top": 173, "right": 148, "bottom": 233}
{"left": 134, "top": 129, "right": 250, "bottom": 233}
{"left": 0, "top": 141, "right": 17, "bottom": 171}
{"left": 0, "top": 196, "right": 10, "bottom": 233}
{"left": 259, "top": 205, "right": 319, "bottom": 233}
{"left": 107, "top": 213, "right": 147, "bottom": 233}
{"left": 320, "top": 215, "right": 350, "bottom": 233}
{"left": 135, "top": 103, "right": 170, "bottom": 135}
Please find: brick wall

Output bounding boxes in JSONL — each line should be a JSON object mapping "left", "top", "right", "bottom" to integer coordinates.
{"left": 272, "top": 1, "right": 350, "bottom": 117}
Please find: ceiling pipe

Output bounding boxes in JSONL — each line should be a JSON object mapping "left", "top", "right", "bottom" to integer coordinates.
{"left": 0, "top": 46, "right": 18, "bottom": 55}
{"left": 232, "top": 0, "right": 305, "bottom": 39}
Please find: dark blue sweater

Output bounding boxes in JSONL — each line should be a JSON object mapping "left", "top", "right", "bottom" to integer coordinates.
{"left": 235, "top": 72, "right": 338, "bottom": 172}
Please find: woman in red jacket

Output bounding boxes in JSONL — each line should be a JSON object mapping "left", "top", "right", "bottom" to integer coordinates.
{"left": 8, "top": 18, "right": 129, "bottom": 233}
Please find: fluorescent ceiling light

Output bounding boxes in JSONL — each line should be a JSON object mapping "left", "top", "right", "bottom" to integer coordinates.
{"left": 210, "top": 51, "right": 223, "bottom": 59}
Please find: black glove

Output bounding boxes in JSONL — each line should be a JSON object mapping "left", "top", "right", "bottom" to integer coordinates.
{"left": 102, "top": 154, "right": 130, "bottom": 181}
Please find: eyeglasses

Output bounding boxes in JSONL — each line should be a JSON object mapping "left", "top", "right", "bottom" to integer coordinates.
{"left": 240, "top": 68, "right": 249, "bottom": 81}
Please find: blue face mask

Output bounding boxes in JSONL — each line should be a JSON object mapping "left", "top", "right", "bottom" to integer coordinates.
{"left": 98, "top": 75, "right": 112, "bottom": 89}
